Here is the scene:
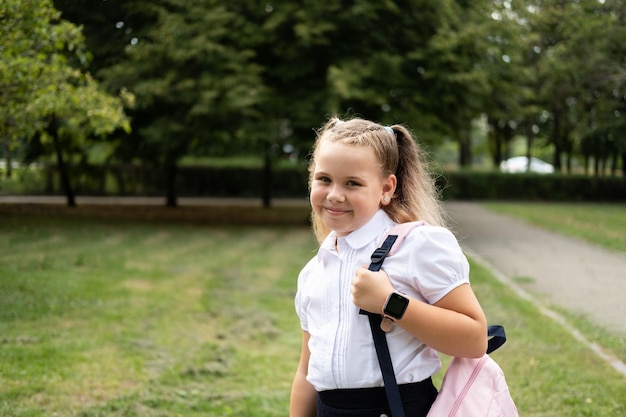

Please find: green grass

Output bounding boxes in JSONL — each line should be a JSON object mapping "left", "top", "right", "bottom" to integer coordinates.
{"left": 0, "top": 215, "right": 316, "bottom": 416}
{"left": 1, "top": 211, "right": 625, "bottom": 416}
{"left": 484, "top": 202, "right": 626, "bottom": 253}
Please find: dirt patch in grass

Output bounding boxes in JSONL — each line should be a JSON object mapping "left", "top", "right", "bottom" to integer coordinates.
{"left": 0, "top": 203, "right": 311, "bottom": 226}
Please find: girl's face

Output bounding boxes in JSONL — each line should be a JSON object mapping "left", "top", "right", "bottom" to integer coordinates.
{"left": 310, "top": 141, "right": 396, "bottom": 237}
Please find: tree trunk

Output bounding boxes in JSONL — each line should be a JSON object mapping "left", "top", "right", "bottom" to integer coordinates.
{"left": 51, "top": 130, "right": 76, "bottom": 207}
{"left": 458, "top": 134, "right": 472, "bottom": 167}
{"left": 488, "top": 117, "right": 502, "bottom": 167}
{"left": 165, "top": 161, "right": 178, "bottom": 207}
{"left": 610, "top": 151, "right": 618, "bottom": 177}
{"left": 551, "top": 113, "right": 562, "bottom": 173}
{"left": 2, "top": 141, "right": 12, "bottom": 179}
{"left": 525, "top": 126, "right": 534, "bottom": 171}
{"left": 262, "top": 146, "right": 273, "bottom": 208}
{"left": 113, "top": 166, "right": 126, "bottom": 196}
{"left": 493, "top": 131, "right": 502, "bottom": 167}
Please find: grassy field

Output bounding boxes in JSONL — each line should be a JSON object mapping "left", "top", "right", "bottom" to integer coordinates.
{"left": 1, "top": 205, "right": 625, "bottom": 416}
{"left": 484, "top": 202, "right": 626, "bottom": 253}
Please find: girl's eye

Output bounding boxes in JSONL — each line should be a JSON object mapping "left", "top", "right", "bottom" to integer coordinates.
{"left": 317, "top": 176, "right": 331, "bottom": 183}
{"left": 347, "top": 180, "right": 361, "bottom": 187}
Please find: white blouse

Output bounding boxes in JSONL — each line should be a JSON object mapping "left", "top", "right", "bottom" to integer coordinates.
{"left": 295, "top": 210, "right": 470, "bottom": 391}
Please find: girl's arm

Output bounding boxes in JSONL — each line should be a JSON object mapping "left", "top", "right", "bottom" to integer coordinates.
{"left": 397, "top": 283, "right": 487, "bottom": 358}
{"left": 289, "top": 330, "right": 317, "bottom": 417}
{"left": 352, "top": 269, "right": 487, "bottom": 358}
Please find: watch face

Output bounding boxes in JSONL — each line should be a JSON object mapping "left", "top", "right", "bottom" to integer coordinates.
{"left": 384, "top": 292, "right": 409, "bottom": 319}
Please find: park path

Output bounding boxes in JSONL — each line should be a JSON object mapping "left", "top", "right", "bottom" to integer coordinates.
{"left": 445, "top": 202, "right": 626, "bottom": 338}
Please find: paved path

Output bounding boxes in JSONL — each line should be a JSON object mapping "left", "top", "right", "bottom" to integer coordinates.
{"left": 445, "top": 202, "right": 626, "bottom": 338}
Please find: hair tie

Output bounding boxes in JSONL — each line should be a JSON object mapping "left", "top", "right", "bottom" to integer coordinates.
{"left": 384, "top": 126, "right": 395, "bottom": 136}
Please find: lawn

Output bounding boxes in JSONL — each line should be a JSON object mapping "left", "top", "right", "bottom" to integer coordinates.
{"left": 1, "top": 207, "right": 625, "bottom": 416}
{"left": 484, "top": 202, "right": 626, "bottom": 253}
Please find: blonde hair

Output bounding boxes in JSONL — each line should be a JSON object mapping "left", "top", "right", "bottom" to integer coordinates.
{"left": 309, "top": 116, "right": 446, "bottom": 243}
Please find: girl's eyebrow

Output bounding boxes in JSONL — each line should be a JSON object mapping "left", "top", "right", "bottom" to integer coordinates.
{"left": 313, "top": 170, "right": 367, "bottom": 182}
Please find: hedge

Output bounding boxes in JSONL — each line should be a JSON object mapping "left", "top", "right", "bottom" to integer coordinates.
{"left": 33, "top": 165, "right": 626, "bottom": 202}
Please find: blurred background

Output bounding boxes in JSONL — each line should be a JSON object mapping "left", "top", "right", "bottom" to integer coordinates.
{"left": 1, "top": 0, "right": 625, "bottom": 207}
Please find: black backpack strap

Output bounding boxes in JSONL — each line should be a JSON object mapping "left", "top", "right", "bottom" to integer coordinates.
{"left": 487, "top": 325, "right": 506, "bottom": 354}
{"left": 368, "top": 234, "right": 398, "bottom": 272}
{"left": 359, "top": 234, "right": 405, "bottom": 417}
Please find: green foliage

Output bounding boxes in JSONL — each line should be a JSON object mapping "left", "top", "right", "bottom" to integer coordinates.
{"left": 0, "top": 0, "right": 130, "bottom": 145}
{"left": 4, "top": 0, "right": 625, "bottom": 203}
{"left": 95, "top": 0, "right": 268, "bottom": 160}
{"left": 523, "top": 0, "right": 626, "bottom": 172}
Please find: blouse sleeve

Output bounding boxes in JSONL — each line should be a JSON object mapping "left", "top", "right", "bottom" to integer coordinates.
{"left": 294, "top": 257, "right": 316, "bottom": 331}
{"left": 403, "top": 226, "right": 470, "bottom": 305}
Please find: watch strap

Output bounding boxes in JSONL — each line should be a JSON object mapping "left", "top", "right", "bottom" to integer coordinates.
{"left": 380, "top": 316, "right": 395, "bottom": 332}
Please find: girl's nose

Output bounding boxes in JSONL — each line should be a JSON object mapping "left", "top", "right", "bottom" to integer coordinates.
{"left": 327, "top": 185, "right": 345, "bottom": 203}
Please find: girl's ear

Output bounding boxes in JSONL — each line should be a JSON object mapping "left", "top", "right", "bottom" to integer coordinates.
{"left": 381, "top": 174, "right": 397, "bottom": 205}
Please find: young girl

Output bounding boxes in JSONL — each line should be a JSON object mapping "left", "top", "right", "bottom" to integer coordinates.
{"left": 290, "top": 117, "right": 487, "bottom": 417}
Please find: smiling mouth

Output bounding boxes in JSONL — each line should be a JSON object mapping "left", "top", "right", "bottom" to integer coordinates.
{"left": 324, "top": 206, "right": 350, "bottom": 215}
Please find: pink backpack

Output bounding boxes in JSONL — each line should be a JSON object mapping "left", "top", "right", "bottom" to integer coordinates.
{"left": 426, "top": 325, "right": 518, "bottom": 417}
{"left": 363, "top": 222, "right": 519, "bottom": 417}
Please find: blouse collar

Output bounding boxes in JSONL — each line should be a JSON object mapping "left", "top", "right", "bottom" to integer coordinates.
{"left": 318, "top": 210, "right": 395, "bottom": 262}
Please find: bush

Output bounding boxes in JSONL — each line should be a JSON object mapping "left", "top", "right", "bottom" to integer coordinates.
{"left": 439, "top": 171, "right": 626, "bottom": 202}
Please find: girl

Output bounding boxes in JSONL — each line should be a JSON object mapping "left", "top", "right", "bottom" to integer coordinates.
{"left": 290, "top": 117, "right": 487, "bottom": 417}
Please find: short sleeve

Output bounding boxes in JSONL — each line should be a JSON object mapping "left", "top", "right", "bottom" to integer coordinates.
{"left": 295, "top": 257, "right": 317, "bottom": 332}
{"left": 394, "top": 226, "right": 470, "bottom": 305}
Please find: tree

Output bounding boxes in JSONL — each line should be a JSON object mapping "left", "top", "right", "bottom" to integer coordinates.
{"left": 55, "top": 0, "right": 268, "bottom": 207}
{"left": 1, "top": 0, "right": 130, "bottom": 205}
{"left": 522, "top": 0, "right": 625, "bottom": 174}
{"left": 479, "top": 1, "right": 536, "bottom": 168}
{"left": 52, "top": 0, "right": 624, "bottom": 187}
{"left": 256, "top": 0, "right": 499, "bottom": 161}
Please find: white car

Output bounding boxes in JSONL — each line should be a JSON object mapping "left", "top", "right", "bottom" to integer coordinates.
{"left": 500, "top": 156, "right": 555, "bottom": 174}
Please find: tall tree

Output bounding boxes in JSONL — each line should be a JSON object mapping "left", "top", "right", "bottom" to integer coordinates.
{"left": 523, "top": 0, "right": 625, "bottom": 174}
{"left": 58, "top": 0, "right": 268, "bottom": 207}
{"left": 1, "top": 0, "right": 130, "bottom": 205}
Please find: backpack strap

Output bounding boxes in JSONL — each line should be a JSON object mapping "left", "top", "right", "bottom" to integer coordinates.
{"left": 368, "top": 221, "right": 426, "bottom": 272}
{"left": 360, "top": 221, "right": 425, "bottom": 417}
{"left": 365, "top": 314, "right": 404, "bottom": 417}
{"left": 487, "top": 324, "right": 506, "bottom": 354}
{"left": 384, "top": 221, "right": 427, "bottom": 257}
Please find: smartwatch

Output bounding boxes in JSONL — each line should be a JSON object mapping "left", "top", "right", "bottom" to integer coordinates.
{"left": 381, "top": 292, "right": 409, "bottom": 332}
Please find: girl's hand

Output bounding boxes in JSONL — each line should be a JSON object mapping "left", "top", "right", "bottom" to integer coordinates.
{"left": 351, "top": 266, "right": 395, "bottom": 313}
